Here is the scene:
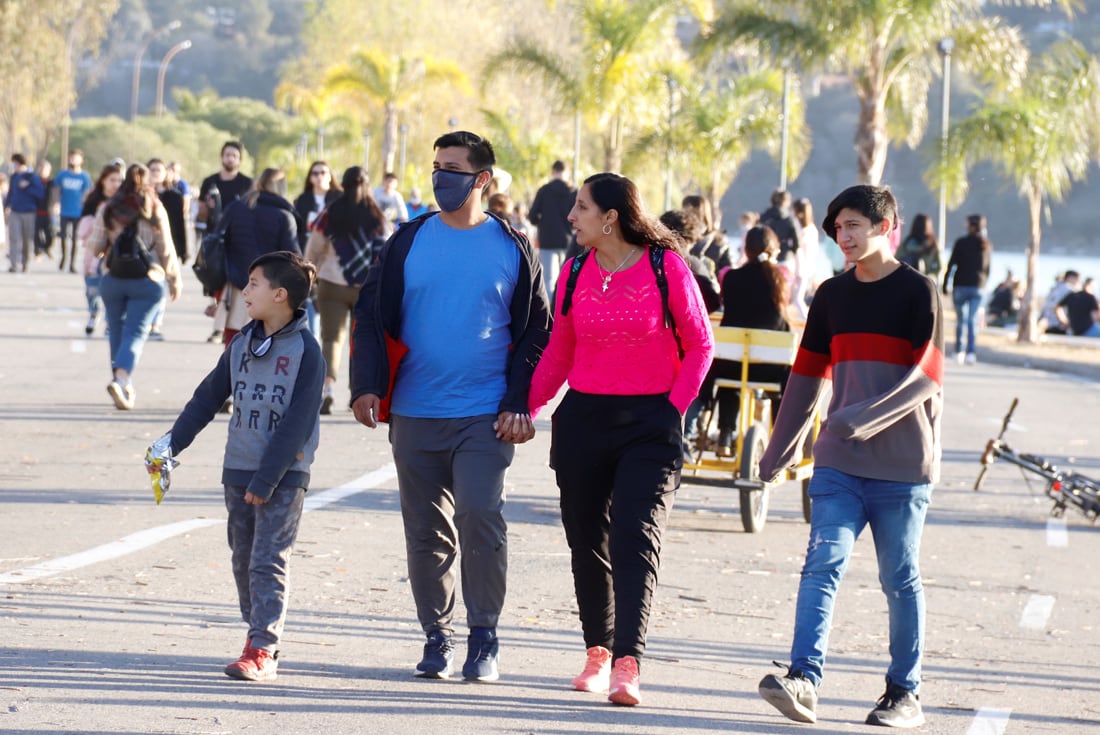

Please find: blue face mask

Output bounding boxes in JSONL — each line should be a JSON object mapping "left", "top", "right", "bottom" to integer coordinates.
{"left": 432, "top": 169, "right": 482, "bottom": 212}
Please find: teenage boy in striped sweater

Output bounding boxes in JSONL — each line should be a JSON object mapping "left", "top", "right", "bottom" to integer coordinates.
{"left": 755, "top": 185, "right": 944, "bottom": 729}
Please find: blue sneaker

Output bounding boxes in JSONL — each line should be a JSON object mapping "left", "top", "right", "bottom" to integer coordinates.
{"left": 414, "top": 631, "right": 455, "bottom": 679}
{"left": 462, "top": 627, "right": 499, "bottom": 682}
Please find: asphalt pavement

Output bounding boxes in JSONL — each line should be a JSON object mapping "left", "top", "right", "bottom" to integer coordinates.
{"left": 2, "top": 267, "right": 1099, "bottom": 735}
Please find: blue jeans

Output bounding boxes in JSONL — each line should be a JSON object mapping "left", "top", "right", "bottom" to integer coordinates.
{"left": 791, "top": 467, "right": 932, "bottom": 691}
{"left": 100, "top": 274, "right": 163, "bottom": 375}
{"left": 952, "top": 286, "right": 983, "bottom": 355}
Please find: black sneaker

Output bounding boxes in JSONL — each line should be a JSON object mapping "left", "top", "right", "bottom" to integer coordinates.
{"left": 414, "top": 631, "right": 455, "bottom": 679}
{"left": 866, "top": 683, "right": 925, "bottom": 728}
{"left": 758, "top": 663, "right": 817, "bottom": 723}
{"left": 462, "top": 627, "right": 499, "bottom": 682}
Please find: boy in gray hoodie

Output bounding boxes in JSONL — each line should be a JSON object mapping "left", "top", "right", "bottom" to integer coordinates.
{"left": 149, "top": 251, "right": 324, "bottom": 681}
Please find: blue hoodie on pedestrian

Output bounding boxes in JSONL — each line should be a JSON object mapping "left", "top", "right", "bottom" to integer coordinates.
{"left": 5, "top": 171, "right": 45, "bottom": 213}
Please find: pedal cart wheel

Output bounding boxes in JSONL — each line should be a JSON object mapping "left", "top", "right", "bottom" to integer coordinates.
{"left": 739, "top": 423, "right": 770, "bottom": 533}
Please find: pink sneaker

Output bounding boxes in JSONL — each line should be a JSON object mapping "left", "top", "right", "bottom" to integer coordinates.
{"left": 608, "top": 655, "right": 641, "bottom": 706}
{"left": 572, "top": 645, "right": 612, "bottom": 692}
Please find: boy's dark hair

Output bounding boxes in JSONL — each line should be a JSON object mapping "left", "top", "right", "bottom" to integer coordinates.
{"left": 221, "top": 141, "right": 244, "bottom": 156}
{"left": 551, "top": 160, "right": 566, "bottom": 173}
{"left": 147, "top": 158, "right": 165, "bottom": 168}
{"left": 248, "top": 252, "right": 317, "bottom": 311}
{"left": 433, "top": 131, "right": 495, "bottom": 172}
{"left": 11, "top": 153, "right": 26, "bottom": 166}
{"left": 822, "top": 184, "right": 900, "bottom": 241}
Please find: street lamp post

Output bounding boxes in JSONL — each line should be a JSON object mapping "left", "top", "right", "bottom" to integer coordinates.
{"left": 398, "top": 124, "right": 409, "bottom": 179}
{"left": 937, "top": 38, "right": 954, "bottom": 261}
{"left": 664, "top": 77, "right": 676, "bottom": 212}
{"left": 572, "top": 108, "right": 581, "bottom": 183}
{"left": 317, "top": 126, "right": 325, "bottom": 158}
{"left": 778, "top": 62, "right": 792, "bottom": 191}
{"left": 155, "top": 40, "right": 191, "bottom": 117}
{"left": 363, "top": 131, "right": 371, "bottom": 171}
{"left": 130, "top": 19, "right": 180, "bottom": 123}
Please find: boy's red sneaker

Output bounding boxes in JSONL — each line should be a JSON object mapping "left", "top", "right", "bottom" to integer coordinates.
{"left": 224, "top": 643, "right": 279, "bottom": 682}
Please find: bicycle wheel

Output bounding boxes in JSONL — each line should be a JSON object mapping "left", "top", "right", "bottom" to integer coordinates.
{"left": 739, "top": 423, "right": 770, "bottom": 533}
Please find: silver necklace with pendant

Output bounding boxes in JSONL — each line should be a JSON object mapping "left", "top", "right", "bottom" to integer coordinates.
{"left": 596, "top": 247, "right": 638, "bottom": 292}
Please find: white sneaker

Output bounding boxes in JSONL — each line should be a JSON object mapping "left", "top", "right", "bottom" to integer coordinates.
{"left": 965, "top": 352, "right": 977, "bottom": 365}
{"left": 955, "top": 352, "right": 966, "bottom": 365}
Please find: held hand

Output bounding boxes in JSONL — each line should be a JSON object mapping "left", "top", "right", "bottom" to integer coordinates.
{"left": 352, "top": 394, "right": 381, "bottom": 428}
{"left": 494, "top": 411, "right": 535, "bottom": 444}
{"left": 244, "top": 491, "right": 267, "bottom": 506}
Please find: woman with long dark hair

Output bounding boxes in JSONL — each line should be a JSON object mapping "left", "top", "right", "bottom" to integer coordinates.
{"left": 86, "top": 163, "right": 181, "bottom": 409}
{"left": 897, "top": 213, "right": 940, "bottom": 277}
{"left": 79, "top": 162, "right": 124, "bottom": 336}
{"left": 293, "top": 160, "right": 341, "bottom": 246}
{"left": 528, "top": 173, "right": 714, "bottom": 706}
{"left": 304, "top": 166, "right": 387, "bottom": 414}
{"left": 708, "top": 226, "right": 792, "bottom": 456}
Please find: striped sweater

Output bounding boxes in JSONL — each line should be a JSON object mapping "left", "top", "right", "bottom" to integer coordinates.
{"left": 758, "top": 263, "right": 944, "bottom": 484}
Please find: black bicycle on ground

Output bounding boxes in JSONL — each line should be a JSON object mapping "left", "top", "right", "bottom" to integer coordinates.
{"left": 975, "top": 398, "right": 1100, "bottom": 521}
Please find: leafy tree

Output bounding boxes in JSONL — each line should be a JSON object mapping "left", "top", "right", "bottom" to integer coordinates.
{"left": 484, "top": 0, "right": 713, "bottom": 173}
{"left": 59, "top": 114, "right": 234, "bottom": 176}
{"left": 321, "top": 50, "right": 470, "bottom": 175}
{"left": 700, "top": 0, "right": 1074, "bottom": 185}
{"left": 478, "top": 108, "right": 564, "bottom": 204}
{"left": 0, "top": 0, "right": 120, "bottom": 159}
{"left": 627, "top": 64, "right": 809, "bottom": 217}
{"left": 174, "top": 91, "right": 298, "bottom": 173}
{"left": 929, "top": 39, "right": 1100, "bottom": 343}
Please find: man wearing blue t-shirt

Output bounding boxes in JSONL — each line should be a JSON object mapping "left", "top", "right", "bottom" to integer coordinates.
{"left": 351, "top": 131, "right": 551, "bottom": 684}
{"left": 54, "top": 149, "right": 93, "bottom": 273}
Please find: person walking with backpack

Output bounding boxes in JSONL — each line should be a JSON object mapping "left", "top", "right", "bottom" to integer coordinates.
{"left": 304, "top": 166, "right": 387, "bottom": 414}
{"left": 86, "top": 163, "right": 181, "bottom": 410}
{"left": 527, "top": 173, "right": 714, "bottom": 706}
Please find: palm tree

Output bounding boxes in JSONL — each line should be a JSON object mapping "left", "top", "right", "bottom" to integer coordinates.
{"left": 700, "top": 0, "right": 1073, "bottom": 185}
{"left": 479, "top": 108, "right": 564, "bottom": 204}
{"left": 483, "top": 0, "right": 712, "bottom": 173}
{"left": 929, "top": 40, "right": 1100, "bottom": 343}
{"left": 628, "top": 65, "right": 810, "bottom": 217}
{"left": 322, "top": 50, "right": 470, "bottom": 174}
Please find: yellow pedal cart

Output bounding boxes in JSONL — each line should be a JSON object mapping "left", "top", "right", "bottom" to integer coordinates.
{"left": 683, "top": 326, "right": 817, "bottom": 532}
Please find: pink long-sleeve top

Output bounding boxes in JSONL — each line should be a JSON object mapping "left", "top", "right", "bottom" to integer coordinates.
{"left": 528, "top": 247, "right": 715, "bottom": 416}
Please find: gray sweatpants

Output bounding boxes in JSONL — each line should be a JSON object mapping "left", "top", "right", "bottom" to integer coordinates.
{"left": 8, "top": 211, "right": 35, "bottom": 270}
{"left": 390, "top": 414, "right": 514, "bottom": 635}
{"left": 224, "top": 483, "right": 306, "bottom": 650}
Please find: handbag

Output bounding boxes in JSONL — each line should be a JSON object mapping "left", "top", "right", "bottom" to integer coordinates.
{"left": 192, "top": 227, "right": 228, "bottom": 294}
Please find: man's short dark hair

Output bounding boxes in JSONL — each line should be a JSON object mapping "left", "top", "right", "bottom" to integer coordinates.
{"left": 248, "top": 252, "right": 317, "bottom": 311}
{"left": 551, "top": 160, "right": 566, "bottom": 173}
{"left": 10, "top": 153, "right": 26, "bottom": 166}
{"left": 433, "top": 131, "right": 495, "bottom": 172}
{"left": 147, "top": 158, "right": 165, "bottom": 168}
{"left": 221, "top": 141, "right": 244, "bottom": 156}
{"left": 70, "top": 149, "right": 83, "bottom": 158}
{"left": 823, "top": 185, "right": 900, "bottom": 241}
{"left": 770, "top": 188, "right": 790, "bottom": 207}
{"left": 382, "top": 172, "right": 398, "bottom": 182}
{"left": 1065, "top": 270, "right": 1080, "bottom": 281}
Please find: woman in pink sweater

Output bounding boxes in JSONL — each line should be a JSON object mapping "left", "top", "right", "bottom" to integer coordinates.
{"left": 528, "top": 173, "right": 714, "bottom": 706}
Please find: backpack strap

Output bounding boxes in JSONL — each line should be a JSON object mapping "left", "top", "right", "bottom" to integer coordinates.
{"left": 559, "top": 248, "right": 590, "bottom": 316}
{"left": 648, "top": 246, "right": 683, "bottom": 357}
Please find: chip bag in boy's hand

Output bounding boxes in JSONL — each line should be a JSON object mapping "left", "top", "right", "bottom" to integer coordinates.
{"left": 145, "top": 432, "right": 179, "bottom": 504}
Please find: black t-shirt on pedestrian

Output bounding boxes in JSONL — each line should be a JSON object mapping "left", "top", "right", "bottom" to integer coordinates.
{"left": 200, "top": 172, "right": 253, "bottom": 230}
{"left": 1058, "top": 290, "right": 1099, "bottom": 336}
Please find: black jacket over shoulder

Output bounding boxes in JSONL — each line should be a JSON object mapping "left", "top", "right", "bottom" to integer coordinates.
{"left": 222, "top": 192, "right": 301, "bottom": 289}
{"left": 349, "top": 211, "right": 553, "bottom": 415}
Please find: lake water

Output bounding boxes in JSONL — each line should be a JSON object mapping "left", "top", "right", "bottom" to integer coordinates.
{"left": 812, "top": 239, "right": 1100, "bottom": 300}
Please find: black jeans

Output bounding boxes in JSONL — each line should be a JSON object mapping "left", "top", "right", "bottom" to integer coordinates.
{"left": 550, "top": 390, "right": 681, "bottom": 662}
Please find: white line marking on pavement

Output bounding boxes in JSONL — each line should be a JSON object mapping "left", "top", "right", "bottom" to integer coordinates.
{"left": 966, "top": 707, "right": 1012, "bottom": 735}
{"left": 1018, "top": 593, "right": 1056, "bottom": 629}
{"left": 70, "top": 339, "right": 86, "bottom": 353}
{"left": 1046, "top": 516, "right": 1068, "bottom": 547}
{"left": 0, "top": 518, "right": 222, "bottom": 585}
{"left": 0, "top": 463, "right": 398, "bottom": 586}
